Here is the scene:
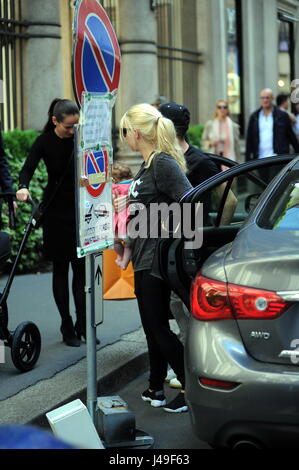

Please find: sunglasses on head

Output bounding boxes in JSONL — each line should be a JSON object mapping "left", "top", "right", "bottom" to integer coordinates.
{"left": 218, "top": 105, "right": 228, "bottom": 109}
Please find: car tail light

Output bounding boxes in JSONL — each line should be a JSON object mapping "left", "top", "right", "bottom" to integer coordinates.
{"left": 191, "top": 276, "right": 233, "bottom": 320}
{"left": 191, "top": 275, "right": 290, "bottom": 321}
{"left": 199, "top": 378, "right": 240, "bottom": 390}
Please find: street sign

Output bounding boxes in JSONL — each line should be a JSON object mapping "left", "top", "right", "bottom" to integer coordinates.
{"left": 72, "top": 2, "right": 125, "bottom": 433}
{"left": 84, "top": 148, "right": 109, "bottom": 198}
{"left": 75, "top": 92, "right": 114, "bottom": 258}
{"left": 94, "top": 253, "right": 104, "bottom": 325}
{"left": 72, "top": 0, "right": 121, "bottom": 105}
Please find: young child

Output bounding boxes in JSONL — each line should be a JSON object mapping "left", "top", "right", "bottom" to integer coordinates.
{"left": 112, "top": 163, "right": 133, "bottom": 270}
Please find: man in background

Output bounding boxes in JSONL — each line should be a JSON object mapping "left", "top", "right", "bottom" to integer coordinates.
{"left": 158, "top": 102, "right": 221, "bottom": 388}
{"left": 246, "top": 88, "right": 299, "bottom": 161}
{"left": 276, "top": 93, "right": 297, "bottom": 126}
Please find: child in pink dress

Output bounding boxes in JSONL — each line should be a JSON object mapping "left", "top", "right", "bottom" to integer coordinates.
{"left": 112, "top": 163, "right": 133, "bottom": 270}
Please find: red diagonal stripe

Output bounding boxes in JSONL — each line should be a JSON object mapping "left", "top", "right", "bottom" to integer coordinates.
{"left": 89, "top": 152, "right": 101, "bottom": 176}
{"left": 85, "top": 28, "right": 113, "bottom": 89}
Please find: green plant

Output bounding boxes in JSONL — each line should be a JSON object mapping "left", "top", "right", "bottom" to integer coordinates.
{"left": 187, "top": 124, "right": 204, "bottom": 149}
{"left": 2, "top": 129, "right": 48, "bottom": 273}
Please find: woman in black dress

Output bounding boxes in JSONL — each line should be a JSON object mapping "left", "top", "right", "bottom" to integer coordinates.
{"left": 16, "top": 99, "right": 85, "bottom": 347}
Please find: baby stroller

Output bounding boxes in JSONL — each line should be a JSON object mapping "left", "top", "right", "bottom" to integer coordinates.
{"left": 0, "top": 193, "right": 41, "bottom": 372}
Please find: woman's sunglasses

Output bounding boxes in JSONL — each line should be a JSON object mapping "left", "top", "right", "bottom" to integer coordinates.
{"left": 122, "top": 128, "right": 127, "bottom": 137}
{"left": 217, "top": 105, "right": 228, "bottom": 109}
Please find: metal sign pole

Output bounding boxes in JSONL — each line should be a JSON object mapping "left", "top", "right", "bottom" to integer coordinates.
{"left": 85, "top": 253, "right": 97, "bottom": 423}
{"left": 67, "top": 0, "right": 153, "bottom": 450}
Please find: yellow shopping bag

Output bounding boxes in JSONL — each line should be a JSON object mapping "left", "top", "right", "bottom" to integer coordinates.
{"left": 103, "top": 249, "right": 135, "bottom": 300}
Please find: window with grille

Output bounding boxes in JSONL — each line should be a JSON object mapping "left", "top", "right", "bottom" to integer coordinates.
{"left": 0, "top": 0, "right": 23, "bottom": 131}
{"left": 156, "top": 0, "right": 202, "bottom": 124}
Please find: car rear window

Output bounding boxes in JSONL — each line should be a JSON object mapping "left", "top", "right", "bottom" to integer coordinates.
{"left": 258, "top": 172, "right": 299, "bottom": 230}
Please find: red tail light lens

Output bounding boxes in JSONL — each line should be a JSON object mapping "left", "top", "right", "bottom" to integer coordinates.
{"left": 228, "top": 284, "right": 289, "bottom": 319}
{"left": 191, "top": 276, "right": 233, "bottom": 320}
{"left": 199, "top": 378, "right": 240, "bottom": 390}
{"left": 191, "top": 275, "right": 290, "bottom": 321}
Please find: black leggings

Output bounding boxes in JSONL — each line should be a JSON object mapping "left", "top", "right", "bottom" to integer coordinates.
{"left": 134, "top": 270, "right": 185, "bottom": 390}
{"left": 52, "top": 258, "right": 86, "bottom": 325}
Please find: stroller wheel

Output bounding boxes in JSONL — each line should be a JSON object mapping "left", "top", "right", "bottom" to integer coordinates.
{"left": 11, "top": 321, "right": 41, "bottom": 372}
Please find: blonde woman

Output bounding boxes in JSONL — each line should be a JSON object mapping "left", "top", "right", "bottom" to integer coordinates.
{"left": 120, "top": 103, "right": 192, "bottom": 413}
{"left": 202, "top": 100, "right": 240, "bottom": 164}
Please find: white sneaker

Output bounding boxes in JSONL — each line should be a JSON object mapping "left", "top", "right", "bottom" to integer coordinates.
{"left": 169, "top": 378, "right": 182, "bottom": 389}
{"left": 141, "top": 389, "right": 166, "bottom": 407}
{"left": 165, "top": 368, "right": 176, "bottom": 382}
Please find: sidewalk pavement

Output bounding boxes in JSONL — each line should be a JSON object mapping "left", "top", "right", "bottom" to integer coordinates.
{"left": 0, "top": 271, "right": 150, "bottom": 424}
{"left": 0, "top": 327, "right": 149, "bottom": 427}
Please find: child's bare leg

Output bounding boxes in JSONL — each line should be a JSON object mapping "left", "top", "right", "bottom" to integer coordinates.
{"left": 114, "top": 240, "right": 124, "bottom": 267}
{"left": 119, "top": 245, "right": 132, "bottom": 270}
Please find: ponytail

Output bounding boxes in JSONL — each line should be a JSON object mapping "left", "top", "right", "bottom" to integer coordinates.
{"left": 43, "top": 98, "right": 80, "bottom": 133}
{"left": 155, "top": 116, "right": 186, "bottom": 172}
{"left": 120, "top": 103, "right": 186, "bottom": 173}
{"left": 43, "top": 98, "right": 61, "bottom": 133}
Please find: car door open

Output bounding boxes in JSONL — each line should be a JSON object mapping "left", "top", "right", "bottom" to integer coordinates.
{"left": 161, "top": 155, "right": 296, "bottom": 310}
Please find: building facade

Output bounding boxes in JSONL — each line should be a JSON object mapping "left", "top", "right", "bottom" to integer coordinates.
{"left": 0, "top": 0, "right": 299, "bottom": 167}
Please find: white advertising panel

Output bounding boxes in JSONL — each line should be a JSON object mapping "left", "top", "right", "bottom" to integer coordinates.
{"left": 75, "top": 92, "right": 116, "bottom": 257}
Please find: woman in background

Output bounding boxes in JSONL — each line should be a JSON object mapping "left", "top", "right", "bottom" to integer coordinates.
{"left": 202, "top": 99, "right": 240, "bottom": 166}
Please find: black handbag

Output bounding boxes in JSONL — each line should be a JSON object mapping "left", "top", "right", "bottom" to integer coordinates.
{"left": 32, "top": 202, "right": 46, "bottom": 229}
{"left": 32, "top": 151, "right": 74, "bottom": 229}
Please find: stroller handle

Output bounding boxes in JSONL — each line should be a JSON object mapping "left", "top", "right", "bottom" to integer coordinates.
{"left": 0, "top": 193, "right": 39, "bottom": 230}
{"left": 27, "top": 197, "right": 38, "bottom": 211}
{"left": 0, "top": 192, "right": 16, "bottom": 230}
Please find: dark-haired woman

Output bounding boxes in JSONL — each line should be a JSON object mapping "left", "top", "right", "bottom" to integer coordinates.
{"left": 16, "top": 98, "right": 86, "bottom": 347}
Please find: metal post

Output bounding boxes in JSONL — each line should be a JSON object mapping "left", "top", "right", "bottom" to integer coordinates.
{"left": 85, "top": 253, "right": 97, "bottom": 424}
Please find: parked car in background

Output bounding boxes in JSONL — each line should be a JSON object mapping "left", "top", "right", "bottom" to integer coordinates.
{"left": 163, "top": 154, "right": 299, "bottom": 449}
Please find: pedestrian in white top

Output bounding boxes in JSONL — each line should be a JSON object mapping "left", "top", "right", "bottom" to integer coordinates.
{"left": 246, "top": 88, "right": 299, "bottom": 161}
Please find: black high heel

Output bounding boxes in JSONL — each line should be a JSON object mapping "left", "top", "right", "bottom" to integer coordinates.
{"left": 75, "top": 323, "right": 100, "bottom": 345}
{"left": 61, "top": 318, "right": 81, "bottom": 347}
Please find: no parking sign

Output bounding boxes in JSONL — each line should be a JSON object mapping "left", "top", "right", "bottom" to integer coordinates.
{"left": 72, "top": 0, "right": 121, "bottom": 257}
{"left": 84, "top": 148, "right": 109, "bottom": 198}
{"left": 72, "top": 0, "right": 121, "bottom": 106}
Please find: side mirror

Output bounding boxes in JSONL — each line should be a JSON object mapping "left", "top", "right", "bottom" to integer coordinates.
{"left": 245, "top": 193, "right": 261, "bottom": 213}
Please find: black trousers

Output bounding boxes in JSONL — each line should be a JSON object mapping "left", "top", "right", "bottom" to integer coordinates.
{"left": 52, "top": 258, "right": 86, "bottom": 330}
{"left": 134, "top": 270, "right": 185, "bottom": 390}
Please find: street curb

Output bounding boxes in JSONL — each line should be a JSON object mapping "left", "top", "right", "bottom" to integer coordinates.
{"left": 0, "top": 321, "right": 180, "bottom": 430}
{"left": 0, "top": 327, "right": 149, "bottom": 428}
{"left": 30, "top": 350, "right": 149, "bottom": 429}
